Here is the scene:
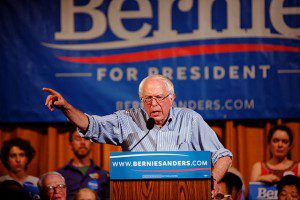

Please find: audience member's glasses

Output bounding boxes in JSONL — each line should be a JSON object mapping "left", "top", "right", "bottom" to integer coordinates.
{"left": 141, "top": 93, "right": 170, "bottom": 104}
{"left": 45, "top": 184, "right": 66, "bottom": 192}
{"left": 214, "top": 193, "right": 231, "bottom": 200}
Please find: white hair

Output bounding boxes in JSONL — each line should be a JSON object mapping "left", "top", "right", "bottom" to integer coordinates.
{"left": 138, "top": 74, "right": 174, "bottom": 97}
{"left": 38, "top": 171, "right": 65, "bottom": 189}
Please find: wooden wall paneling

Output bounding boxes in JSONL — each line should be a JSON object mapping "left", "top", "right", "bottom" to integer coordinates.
{"left": 47, "top": 126, "right": 58, "bottom": 172}
{"left": 225, "top": 121, "right": 238, "bottom": 167}
{"left": 286, "top": 122, "right": 300, "bottom": 161}
{"left": 236, "top": 124, "right": 264, "bottom": 195}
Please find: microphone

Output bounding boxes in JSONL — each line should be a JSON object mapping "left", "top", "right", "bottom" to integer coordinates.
{"left": 129, "top": 118, "right": 155, "bottom": 151}
{"left": 146, "top": 118, "right": 155, "bottom": 130}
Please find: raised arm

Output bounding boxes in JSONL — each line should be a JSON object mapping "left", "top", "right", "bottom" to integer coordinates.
{"left": 42, "top": 88, "right": 89, "bottom": 131}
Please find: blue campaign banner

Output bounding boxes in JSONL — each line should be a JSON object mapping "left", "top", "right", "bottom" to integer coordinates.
{"left": 110, "top": 151, "right": 211, "bottom": 180}
{"left": 0, "top": 0, "right": 299, "bottom": 122}
{"left": 248, "top": 182, "right": 278, "bottom": 200}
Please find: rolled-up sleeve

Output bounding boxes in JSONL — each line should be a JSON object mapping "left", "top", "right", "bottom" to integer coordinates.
{"left": 77, "top": 112, "right": 129, "bottom": 145}
{"left": 191, "top": 115, "right": 233, "bottom": 166}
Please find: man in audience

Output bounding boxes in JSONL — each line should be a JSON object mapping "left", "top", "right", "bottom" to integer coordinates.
{"left": 57, "top": 132, "right": 109, "bottom": 200}
{"left": 38, "top": 171, "right": 67, "bottom": 200}
{"left": 277, "top": 175, "right": 300, "bottom": 200}
{"left": 215, "top": 171, "right": 243, "bottom": 200}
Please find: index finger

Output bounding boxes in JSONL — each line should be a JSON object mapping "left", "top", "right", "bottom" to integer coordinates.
{"left": 42, "top": 87, "right": 59, "bottom": 95}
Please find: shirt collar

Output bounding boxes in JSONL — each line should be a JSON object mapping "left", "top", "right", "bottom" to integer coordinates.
{"left": 67, "top": 159, "right": 99, "bottom": 170}
{"left": 141, "top": 107, "right": 175, "bottom": 130}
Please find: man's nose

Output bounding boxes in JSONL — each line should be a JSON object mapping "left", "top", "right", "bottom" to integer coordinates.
{"left": 80, "top": 138, "right": 89, "bottom": 145}
{"left": 79, "top": 138, "right": 85, "bottom": 143}
{"left": 53, "top": 188, "right": 60, "bottom": 194}
{"left": 53, "top": 186, "right": 63, "bottom": 194}
{"left": 150, "top": 98, "right": 158, "bottom": 105}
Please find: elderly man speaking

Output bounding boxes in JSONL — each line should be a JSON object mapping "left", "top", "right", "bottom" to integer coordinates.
{"left": 43, "top": 74, "right": 232, "bottom": 197}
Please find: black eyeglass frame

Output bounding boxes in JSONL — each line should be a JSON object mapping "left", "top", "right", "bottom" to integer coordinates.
{"left": 45, "top": 184, "right": 66, "bottom": 192}
{"left": 140, "top": 93, "right": 171, "bottom": 104}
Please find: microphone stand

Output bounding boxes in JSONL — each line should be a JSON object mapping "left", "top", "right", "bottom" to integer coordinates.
{"left": 129, "top": 118, "right": 155, "bottom": 151}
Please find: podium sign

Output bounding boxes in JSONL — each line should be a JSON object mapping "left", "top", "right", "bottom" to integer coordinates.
{"left": 110, "top": 151, "right": 211, "bottom": 180}
{"left": 248, "top": 182, "right": 278, "bottom": 200}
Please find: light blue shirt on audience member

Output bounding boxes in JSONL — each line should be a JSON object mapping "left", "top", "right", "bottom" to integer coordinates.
{"left": 78, "top": 107, "right": 232, "bottom": 165}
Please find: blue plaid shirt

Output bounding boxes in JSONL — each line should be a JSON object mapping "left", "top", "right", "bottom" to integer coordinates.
{"left": 79, "top": 107, "right": 232, "bottom": 165}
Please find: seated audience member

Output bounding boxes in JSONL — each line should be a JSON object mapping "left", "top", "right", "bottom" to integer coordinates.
{"left": 0, "top": 138, "right": 38, "bottom": 185}
{"left": 74, "top": 187, "right": 99, "bottom": 200}
{"left": 215, "top": 172, "right": 243, "bottom": 200}
{"left": 57, "top": 132, "right": 109, "bottom": 200}
{"left": 0, "top": 180, "right": 31, "bottom": 200}
{"left": 38, "top": 171, "right": 67, "bottom": 200}
{"left": 277, "top": 175, "right": 300, "bottom": 200}
{"left": 250, "top": 125, "right": 299, "bottom": 183}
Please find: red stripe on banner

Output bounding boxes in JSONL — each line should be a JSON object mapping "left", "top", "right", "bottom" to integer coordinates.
{"left": 134, "top": 167, "right": 211, "bottom": 173}
{"left": 56, "top": 44, "right": 300, "bottom": 64}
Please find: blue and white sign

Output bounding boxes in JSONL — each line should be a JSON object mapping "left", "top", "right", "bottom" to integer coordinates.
{"left": 22, "top": 182, "right": 40, "bottom": 200}
{"left": 0, "top": 0, "right": 299, "bottom": 122}
{"left": 248, "top": 182, "right": 278, "bottom": 200}
{"left": 110, "top": 151, "right": 211, "bottom": 180}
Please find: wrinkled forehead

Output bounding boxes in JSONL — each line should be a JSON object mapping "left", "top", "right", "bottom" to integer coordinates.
{"left": 44, "top": 174, "right": 64, "bottom": 186}
{"left": 141, "top": 79, "right": 168, "bottom": 96}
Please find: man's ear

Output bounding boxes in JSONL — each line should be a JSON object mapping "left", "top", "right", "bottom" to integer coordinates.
{"left": 171, "top": 93, "right": 176, "bottom": 100}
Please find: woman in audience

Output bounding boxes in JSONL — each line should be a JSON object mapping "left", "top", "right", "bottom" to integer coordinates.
{"left": 0, "top": 138, "right": 38, "bottom": 185}
{"left": 250, "top": 125, "right": 299, "bottom": 183}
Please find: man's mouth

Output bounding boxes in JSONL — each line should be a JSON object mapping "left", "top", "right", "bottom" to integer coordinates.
{"left": 151, "top": 111, "right": 161, "bottom": 117}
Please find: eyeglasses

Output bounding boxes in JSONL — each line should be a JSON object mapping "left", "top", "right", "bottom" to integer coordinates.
{"left": 214, "top": 193, "right": 231, "bottom": 200}
{"left": 141, "top": 93, "right": 170, "bottom": 104}
{"left": 45, "top": 184, "right": 66, "bottom": 193}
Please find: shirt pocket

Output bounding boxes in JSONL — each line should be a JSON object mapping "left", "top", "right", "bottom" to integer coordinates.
{"left": 157, "top": 131, "right": 179, "bottom": 151}
{"left": 176, "top": 129, "right": 190, "bottom": 151}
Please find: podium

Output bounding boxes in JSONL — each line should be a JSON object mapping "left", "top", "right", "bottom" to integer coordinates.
{"left": 110, "top": 151, "right": 211, "bottom": 200}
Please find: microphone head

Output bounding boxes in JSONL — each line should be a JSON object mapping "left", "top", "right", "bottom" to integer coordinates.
{"left": 146, "top": 118, "right": 155, "bottom": 130}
